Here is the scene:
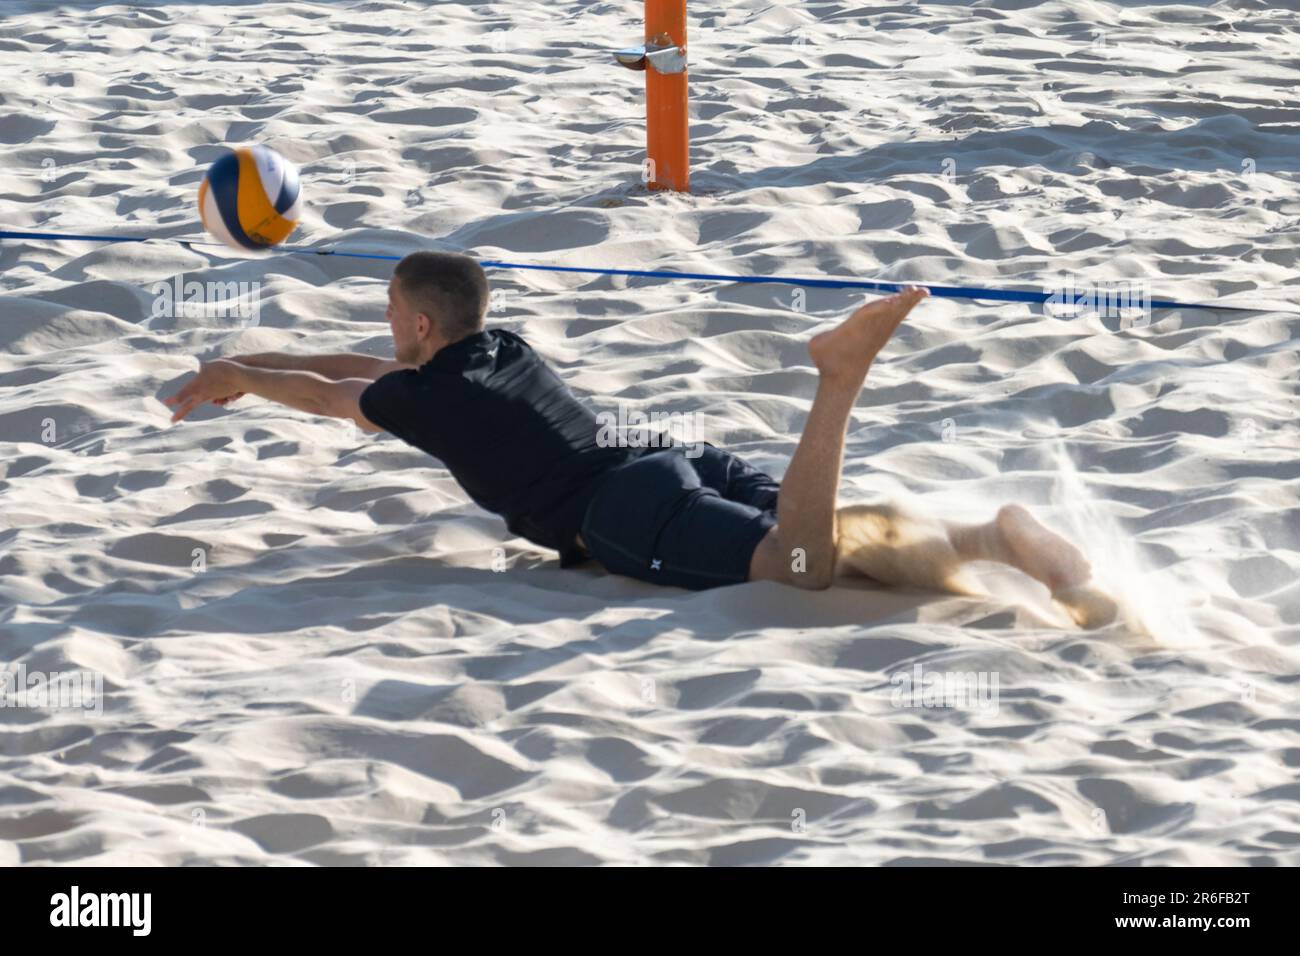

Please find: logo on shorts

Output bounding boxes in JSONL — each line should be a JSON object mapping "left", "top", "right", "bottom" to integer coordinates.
{"left": 650, "top": 558, "right": 662, "bottom": 571}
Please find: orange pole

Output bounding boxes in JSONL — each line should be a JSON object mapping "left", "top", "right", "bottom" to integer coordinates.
{"left": 645, "top": 0, "right": 688, "bottom": 192}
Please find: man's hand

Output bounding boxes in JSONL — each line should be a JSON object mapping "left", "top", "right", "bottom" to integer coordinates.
{"left": 164, "top": 359, "right": 248, "bottom": 423}
{"left": 164, "top": 359, "right": 382, "bottom": 433}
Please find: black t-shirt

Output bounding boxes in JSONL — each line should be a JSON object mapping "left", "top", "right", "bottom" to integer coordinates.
{"left": 359, "top": 329, "right": 643, "bottom": 566}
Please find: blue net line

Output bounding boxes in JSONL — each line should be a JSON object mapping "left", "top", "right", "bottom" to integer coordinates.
{"left": 1, "top": 228, "right": 1289, "bottom": 314}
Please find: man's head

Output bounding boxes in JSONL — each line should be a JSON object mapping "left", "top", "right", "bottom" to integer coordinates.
{"left": 387, "top": 251, "right": 489, "bottom": 365}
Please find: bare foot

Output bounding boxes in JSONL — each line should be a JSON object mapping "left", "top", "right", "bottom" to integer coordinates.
{"left": 995, "top": 504, "right": 1117, "bottom": 628}
{"left": 1053, "top": 583, "right": 1120, "bottom": 630}
{"left": 808, "top": 286, "right": 929, "bottom": 382}
{"left": 996, "top": 504, "right": 1091, "bottom": 593}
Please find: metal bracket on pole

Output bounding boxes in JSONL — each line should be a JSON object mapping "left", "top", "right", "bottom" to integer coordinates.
{"left": 614, "top": 33, "right": 687, "bottom": 74}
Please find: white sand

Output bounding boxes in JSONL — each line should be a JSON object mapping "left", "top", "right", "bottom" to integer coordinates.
{"left": 1, "top": 0, "right": 1298, "bottom": 865}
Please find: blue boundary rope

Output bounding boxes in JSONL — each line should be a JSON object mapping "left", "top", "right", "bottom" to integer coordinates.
{"left": 0, "top": 228, "right": 1285, "bottom": 314}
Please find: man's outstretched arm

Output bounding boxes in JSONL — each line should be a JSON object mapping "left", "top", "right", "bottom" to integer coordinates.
{"left": 164, "top": 358, "right": 382, "bottom": 431}
{"left": 227, "top": 352, "right": 412, "bottom": 382}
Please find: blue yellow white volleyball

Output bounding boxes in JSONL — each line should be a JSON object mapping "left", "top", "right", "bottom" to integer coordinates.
{"left": 198, "top": 145, "right": 302, "bottom": 251}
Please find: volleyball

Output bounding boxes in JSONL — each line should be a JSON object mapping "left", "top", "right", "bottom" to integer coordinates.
{"left": 198, "top": 145, "right": 302, "bottom": 251}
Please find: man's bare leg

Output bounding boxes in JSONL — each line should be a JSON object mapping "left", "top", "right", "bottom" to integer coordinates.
{"left": 745, "top": 284, "right": 1116, "bottom": 628}
{"left": 748, "top": 287, "right": 930, "bottom": 589}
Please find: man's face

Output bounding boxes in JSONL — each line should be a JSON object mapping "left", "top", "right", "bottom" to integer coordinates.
{"left": 387, "top": 278, "right": 433, "bottom": 365}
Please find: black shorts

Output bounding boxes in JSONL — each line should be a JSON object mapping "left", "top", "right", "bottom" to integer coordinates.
{"left": 580, "top": 443, "right": 780, "bottom": 590}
